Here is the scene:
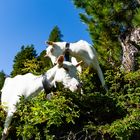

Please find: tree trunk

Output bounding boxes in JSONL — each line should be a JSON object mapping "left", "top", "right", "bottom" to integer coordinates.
{"left": 119, "top": 28, "right": 140, "bottom": 72}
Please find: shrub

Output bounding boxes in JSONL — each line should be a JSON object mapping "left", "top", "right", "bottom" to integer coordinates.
{"left": 0, "top": 68, "right": 139, "bottom": 139}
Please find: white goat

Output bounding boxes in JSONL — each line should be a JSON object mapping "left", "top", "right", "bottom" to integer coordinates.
{"left": 45, "top": 40, "right": 107, "bottom": 90}
{"left": 1, "top": 55, "right": 82, "bottom": 140}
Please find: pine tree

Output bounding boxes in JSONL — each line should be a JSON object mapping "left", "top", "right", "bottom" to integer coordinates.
{"left": 72, "top": 0, "right": 140, "bottom": 70}
{"left": 11, "top": 45, "right": 37, "bottom": 77}
{"left": 48, "top": 25, "right": 63, "bottom": 41}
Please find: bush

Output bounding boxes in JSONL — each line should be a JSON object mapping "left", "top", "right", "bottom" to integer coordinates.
{"left": 0, "top": 68, "right": 140, "bottom": 139}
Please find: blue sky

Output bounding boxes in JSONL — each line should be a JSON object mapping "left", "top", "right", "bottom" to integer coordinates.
{"left": 0, "top": 0, "right": 91, "bottom": 75}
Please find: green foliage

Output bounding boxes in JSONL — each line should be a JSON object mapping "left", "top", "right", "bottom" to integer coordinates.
{"left": 0, "top": 71, "right": 6, "bottom": 90}
{"left": 84, "top": 108, "right": 140, "bottom": 140}
{"left": 72, "top": 0, "right": 140, "bottom": 66}
{"left": 0, "top": 106, "right": 5, "bottom": 135}
{"left": 132, "top": 8, "right": 140, "bottom": 27}
{"left": 21, "top": 58, "right": 40, "bottom": 74}
{"left": 0, "top": 92, "right": 79, "bottom": 139}
{"left": 37, "top": 50, "right": 53, "bottom": 74}
{"left": 1, "top": 67, "right": 140, "bottom": 139}
{"left": 48, "top": 26, "right": 63, "bottom": 42}
{"left": 11, "top": 45, "right": 38, "bottom": 77}
{"left": 83, "top": 68, "right": 140, "bottom": 140}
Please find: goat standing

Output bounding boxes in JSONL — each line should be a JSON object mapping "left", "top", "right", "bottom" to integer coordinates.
{"left": 1, "top": 55, "right": 82, "bottom": 140}
{"left": 45, "top": 40, "right": 107, "bottom": 90}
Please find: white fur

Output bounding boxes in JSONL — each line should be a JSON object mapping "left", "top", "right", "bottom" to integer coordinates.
{"left": 1, "top": 56, "right": 81, "bottom": 140}
{"left": 45, "top": 40, "right": 106, "bottom": 89}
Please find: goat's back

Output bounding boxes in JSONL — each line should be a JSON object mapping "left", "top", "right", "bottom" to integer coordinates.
{"left": 1, "top": 73, "right": 40, "bottom": 111}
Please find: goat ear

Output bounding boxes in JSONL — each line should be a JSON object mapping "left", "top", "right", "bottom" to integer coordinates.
{"left": 45, "top": 41, "right": 54, "bottom": 46}
{"left": 57, "top": 55, "right": 64, "bottom": 66}
{"left": 75, "top": 61, "right": 83, "bottom": 67}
